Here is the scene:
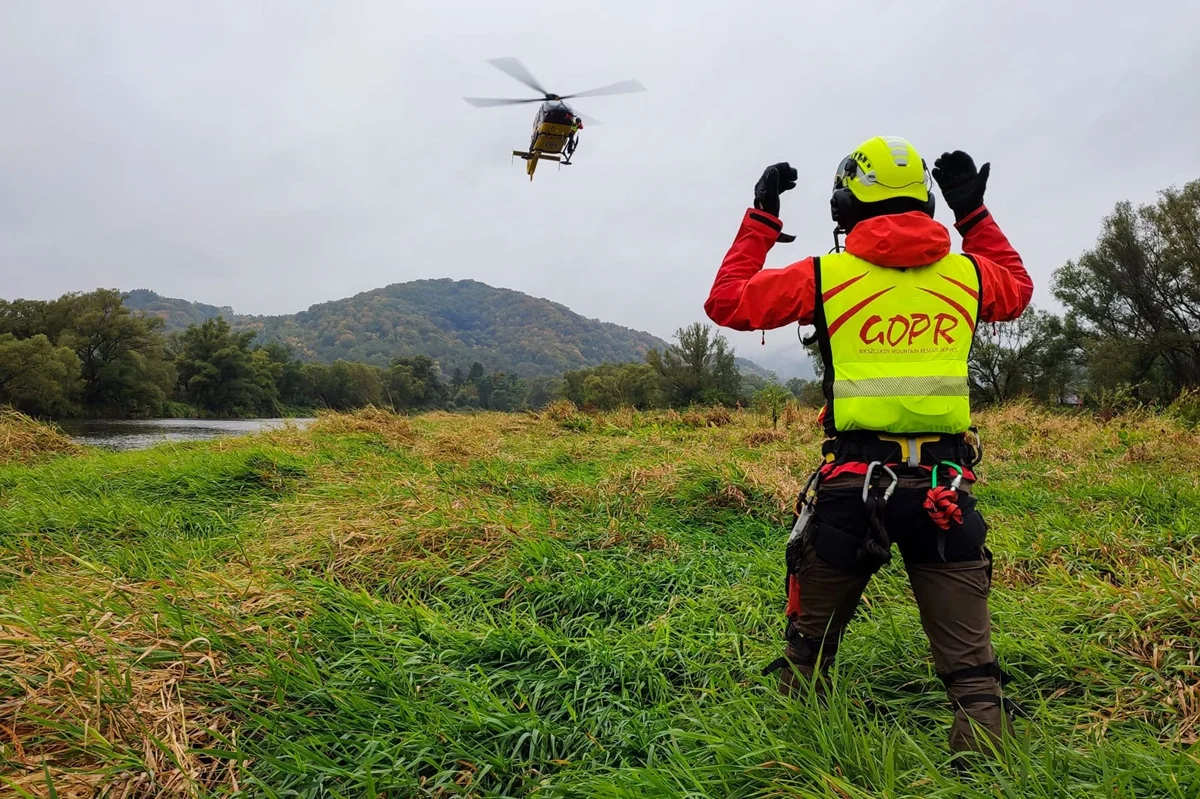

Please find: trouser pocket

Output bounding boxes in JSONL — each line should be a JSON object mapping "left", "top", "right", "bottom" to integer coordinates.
{"left": 809, "top": 486, "right": 885, "bottom": 576}
{"left": 940, "top": 490, "right": 988, "bottom": 562}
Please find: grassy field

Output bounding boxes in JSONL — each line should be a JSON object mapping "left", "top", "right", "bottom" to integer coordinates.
{"left": 0, "top": 403, "right": 1197, "bottom": 798}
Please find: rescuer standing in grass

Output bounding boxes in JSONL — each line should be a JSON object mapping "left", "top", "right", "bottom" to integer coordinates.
{"left": 704, "top": 137, "right": 1033, "bottom": 766}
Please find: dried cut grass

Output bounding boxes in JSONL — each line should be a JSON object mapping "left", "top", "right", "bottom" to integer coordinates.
{"left": 590, "top": 463, "right": 682, "bottom": 520}
{"left": 975, "top": 401, "right": 1200, "bottom": 473}
{"left": 539, "top": 400, "right": 579, "bottom": 423}
{"left": 743, "top": 429, "right": 786, "bottom": 447}
{"left": 739, "top": 450, "right": 815, "bottom": 516}
{"left": 0, "top": 409, "right": 81, "bottom": 465}
{"left": 411, "top": 416, "right": 504, "bottom": 463}
{"left": 309, "top": 406, "right": 416, "bottom": 446}
{"left": 0, "top": 595, "right": 237, "bottom": 797}
{"left": 312, "top": 519, "right": 535, "bottom": 586}
{"left": 677, "top": 407, "right": 734, "bottom": 429}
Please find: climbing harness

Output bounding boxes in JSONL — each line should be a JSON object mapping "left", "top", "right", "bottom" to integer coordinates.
{"left": 821, "top": 430, "right": 982, "bottom": 478}
{"left": 876, "top": 434, "right": 947, "bottom": 468}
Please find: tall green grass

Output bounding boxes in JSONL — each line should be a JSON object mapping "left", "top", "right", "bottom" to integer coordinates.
{"left": 0, "top": 406, "right": 1197, "bottom": 797}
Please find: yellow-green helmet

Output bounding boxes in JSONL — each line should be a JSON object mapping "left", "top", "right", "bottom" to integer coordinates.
{"left": 830, "top": 136, "right": 935, "bottom": 230}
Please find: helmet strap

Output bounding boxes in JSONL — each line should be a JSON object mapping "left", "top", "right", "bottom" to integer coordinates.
{"left": 830, "top": 226, "right": 845, "bottom": 253}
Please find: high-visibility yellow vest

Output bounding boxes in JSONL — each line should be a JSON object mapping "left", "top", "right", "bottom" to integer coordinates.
{"left": 815, "top": 251, "right": 981, "bottom": 434}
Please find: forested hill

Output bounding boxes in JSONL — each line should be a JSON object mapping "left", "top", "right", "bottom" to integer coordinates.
{"left": 246, "top": 279, "right": 671, "bottom": 377}
{"left": 124, "top": 289, "right": 233, "bottom": 329}
{"left": 124, "top": 280, "right": 771, "bottom": 379}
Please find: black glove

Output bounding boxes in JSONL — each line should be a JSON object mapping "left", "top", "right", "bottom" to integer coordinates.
{"left": 753, "top": 162, "right": 798, "bottom": 218}
{"left": 932, "top": 151, "right": 990, "bottom": 222}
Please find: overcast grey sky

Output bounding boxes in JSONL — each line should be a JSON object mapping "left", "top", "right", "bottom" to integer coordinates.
{"left": 2, "top": 0, "right": 1198, "bottom": 374}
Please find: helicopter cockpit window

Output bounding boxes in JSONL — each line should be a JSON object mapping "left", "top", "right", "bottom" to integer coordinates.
{"left": 547, "top": 107, "right": 575, "bottom": 124}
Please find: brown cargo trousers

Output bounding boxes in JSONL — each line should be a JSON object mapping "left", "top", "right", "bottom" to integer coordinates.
{"left": 776, "top": 472, "right": 1015, "bottom": 759}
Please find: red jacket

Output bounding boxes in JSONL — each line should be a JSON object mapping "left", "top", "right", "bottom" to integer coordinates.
{"left": 704, "top": 206, "right": 1032, "bottom": 332}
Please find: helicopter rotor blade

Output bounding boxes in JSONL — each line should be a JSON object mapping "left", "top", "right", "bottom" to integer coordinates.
{"left": 573, "top": 110, "right": 604, "bottom": 126}
{"left": 560, "top": 79, "right": 646, "bottom": 100}
{"left": 486, "top": 57, "right": 550, "bottom": 96}
{"left": 463, "top": 96, "right": 543, "bottom": 107}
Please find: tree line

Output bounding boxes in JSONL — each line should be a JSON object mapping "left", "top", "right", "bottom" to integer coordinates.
{"left": 0, "top": 291, "right": 540, "bottom": 418}
{"left": 0, "top": 292, "right": 764, "bottom": 418}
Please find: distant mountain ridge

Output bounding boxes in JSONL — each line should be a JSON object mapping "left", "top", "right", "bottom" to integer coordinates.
{"left": 124, "top": 289, "right": 232, "bottom": 329}
{"left": 124, "top": 280, "right": 775, "bottom": 379}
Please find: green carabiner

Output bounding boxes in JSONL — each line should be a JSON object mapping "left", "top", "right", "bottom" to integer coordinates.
{"left": 932, "top": 460, "right": 964, "bottom": 488}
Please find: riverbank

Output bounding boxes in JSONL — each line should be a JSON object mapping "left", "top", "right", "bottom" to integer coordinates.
{"left": 1, "top": 405, "right": 1197, "bottom": 797}
{"left": 54, "top": 417, "right": 315, "bottom": 451}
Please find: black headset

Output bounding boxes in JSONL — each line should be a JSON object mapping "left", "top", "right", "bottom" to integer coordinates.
{"left": 829, "top": 156, "right": 936, "bottom": 234}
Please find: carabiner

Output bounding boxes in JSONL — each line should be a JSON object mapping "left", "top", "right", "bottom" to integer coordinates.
{"left": 881, "top": 464, "right": 899, "bottom": 501}
{"left": 932, "top": 460, "right": 965, "bottom": 491}
{"left": 863, "top": 461, "right": 899, "bottom": 503}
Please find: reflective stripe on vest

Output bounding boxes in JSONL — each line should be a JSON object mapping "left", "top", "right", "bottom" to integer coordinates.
{"left": 817, "top": 250, "right": 980, "bottom": 434}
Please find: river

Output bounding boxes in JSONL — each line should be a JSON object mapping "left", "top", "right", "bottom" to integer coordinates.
{"left": 58, "top": 418, "right": 314, "bottom": 451}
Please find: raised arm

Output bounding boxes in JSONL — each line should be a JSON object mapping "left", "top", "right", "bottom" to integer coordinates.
{"left": 957, "top": 207, "right": 1032, "bottom": 323}
{"left": 933, "top": 151, "right": 1034, "bottom": 324}
{"left": 704, "top": 208, "right": 818, "bottom": 331}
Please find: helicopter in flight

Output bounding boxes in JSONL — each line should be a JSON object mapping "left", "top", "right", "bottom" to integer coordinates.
{"left": 464, "top": 58, "right": 645, "bottom": 180}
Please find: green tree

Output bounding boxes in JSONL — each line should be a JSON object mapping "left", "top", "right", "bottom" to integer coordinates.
{"left": 804, "top": 340, "right": 825, "bottom": 379}
{"left": 785, "top": 377, "right": 824, "bottom": 407}
{"left": 0, "top": 334, "right": 81, "bottom": 417}
{"left": 1053, "top": 179, "right": 1200, "bottom": 401}
{"left": 525, "top": 376, "right": 562, "bottom": 409}
{"left": 260, "top": 342, "right": 313, "bottom": 409}
{"left": 386, "top": 356, "right": 450, "bottom": 410}
{"left": 560, "top": 363, "right": 662, "bottom": 410}
{"left": 738, "top": 370, "right": 777, "bottom": 405}
{"left": 303, "top": 363, "right": 331, "bottom": 408}
{"left": 303, "top": 360, "right": 383, "bottom": 411}
{"left": 615, "top": 363, "right": 661, "bottom": 409}
{"left": 0, "top": 298, "right": 63, "bottom": 340}
{"left": 486, "top": 372, "right": 527, "bottom": 412}
{"left": 646, "top": 323, "right": 741, "bottom": 407}
{"left": 454, "top": 383, "right": 481, "bottom": 409}
{"left": 753, "top": 383, "right": 792, "bottom": 429}
{"left": 1080, "top": 336, "right": 1141, "bottom": 401}
{"left": 968, "top": 306, "right": 1082, "bottom": 405}
{"left": 562, "top": 368, "right": 588, "bottom": 407}
{"left": 49, "top": 290, "right": 174, "bottom": 416}
{"left": 476, "top": 373, "right": 494, "bottom": 409}
{"left": 583, "top": 373, "right": 621, "bottom": 410}
{"left": 325, "top": 360, "right": 385, "bottom": 410}
{"left": 175, "top": 318, "right": 280, "bottom": 416}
